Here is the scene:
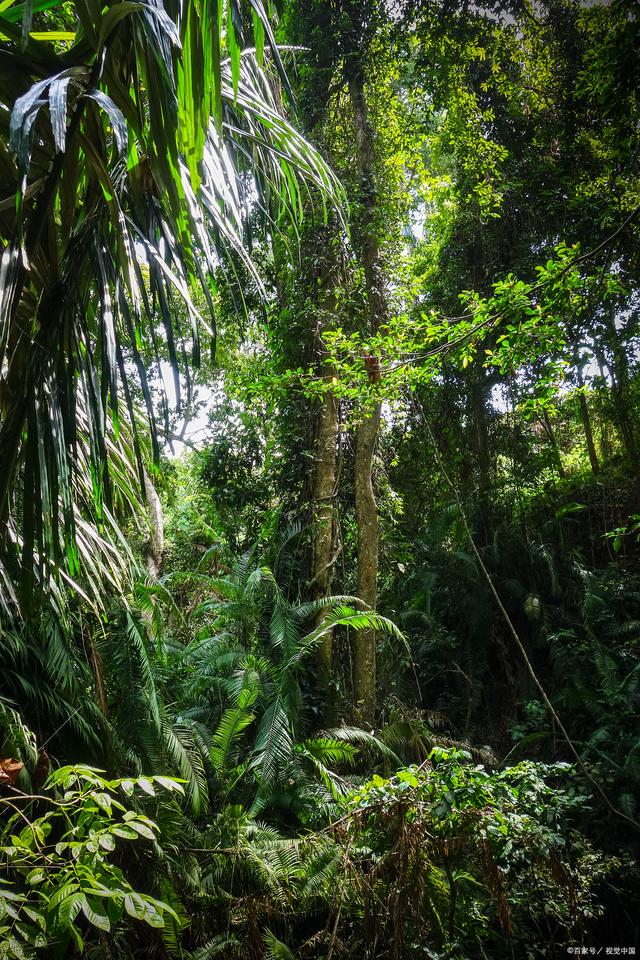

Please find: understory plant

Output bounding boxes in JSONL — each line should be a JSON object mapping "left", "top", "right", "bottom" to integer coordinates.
{"left": 177, "top": 748, "right": 614, "bottom": 959}
{"left": 157, "top": 551, "right": 403, "bottom": 818}
{"left": 0, "top": 765, "right": 184, "bottom": 958}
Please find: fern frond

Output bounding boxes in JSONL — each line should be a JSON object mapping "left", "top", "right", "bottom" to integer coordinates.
{"left": 192, "top": 935, "right": 241, "bottom": 959}
{"left": 263, "top": 929, "right": 296, "bottom": 960}
{"left": 211, "top": 707, "right": 256, "bottom": 773}
{"left": 323, "top": 726, "right": 401, "bottom": 766}
{"left": 249, "top": 698, "right": 293, "bottom": 812}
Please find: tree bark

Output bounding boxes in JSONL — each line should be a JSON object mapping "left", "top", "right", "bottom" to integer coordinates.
{"left": 575, "top": 365, "right": 600, "bottom": 476}
{"left": 604, "top": 314, "right": 638, "bottom": 469}
{"left": 540, "top": 409, "right": 566, "bottom": 480}
{"left": 347, "top": 69, "right": 387, "bottom": 726}
{"left": 309, "top": 297, "right": 340, "bottom": 685}
{"left": 595, "top": 357, "right": 612, "bottom": 461}
{"left": 469, "top": 366, "right": 492, "bottom": 512}
{"left": 144, "top": 471, "right": 164, "bottom": 578}
{"left": 354, "top": 402, "right": 381, "bottom": 723}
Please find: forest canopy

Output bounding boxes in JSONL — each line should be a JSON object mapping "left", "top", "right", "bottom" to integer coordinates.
{"left": 1, "top": 0, "right": 640, "bottom": 957}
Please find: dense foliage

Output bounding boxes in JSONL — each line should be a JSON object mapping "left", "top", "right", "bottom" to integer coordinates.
{"left": 1, "top": 0, "right": 640, "bottom": 956}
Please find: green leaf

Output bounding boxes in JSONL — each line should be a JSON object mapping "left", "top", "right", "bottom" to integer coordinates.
{"left": 111, "top": 825, "right": 139, "bottom": 840}
{"left": 81, "top": 895, "right": 111, "bottom": 932}
{"left": 98, "top": 833, "right": 116, "bottom": 852}
{"left": 56, "top": 892, "right": 87, "bottom": 929}
{"left": 48, "top": 74, "right": 71, "bottom": 153}
{"left": 152, "top": 775, "right": 185, "bottom": 793}
{"left": 126, "top": 820, "right": 156, "bottom": 841}
{"left": 85, "top": 89, "right": 128, "bottom": 154}
{"left": 137, "top": 777, "right": 155, "bottom": 796}
{"left": 15, "top": 922, "right": 47, "bottom": 948}
{"left": 124, "top": 892, "right": 146, "bottom": 921}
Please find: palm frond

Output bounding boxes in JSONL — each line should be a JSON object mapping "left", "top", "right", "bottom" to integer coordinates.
{"left": 211, "top": 705, "right": 256, "bottom": 774}
{"left": 263, "top": 929, "right": 296, "bottom": 960}
{"left": 323, "top": 726, "right": 401, "bottom": 766}
{"left": 192, "top": 935, "right": 241, "bottom": 960}
{"left": 0, "top": 1, "right": 344, "bottom": 623}
{"left": 249, "top": 697, "right": 293, "bottom": 812}
{"left": 0, "top": 696, "right": 38, "bottom": 767}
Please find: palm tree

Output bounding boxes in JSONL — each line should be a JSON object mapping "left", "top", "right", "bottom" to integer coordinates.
{"left": 166, "top": 552, "right": 402, "bottom": 815}
{"left": 0, "top": 0, "right": 345, "bottom": 782}
{"left": 0, "top": 0, "right": 343, "bottom": 619}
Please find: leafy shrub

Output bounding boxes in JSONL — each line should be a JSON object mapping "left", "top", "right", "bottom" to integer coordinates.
{"left": 186, "top": 749, "right": 616, "bottom": 958}
{"left": 334, "top": 749, "right": 615, "bottom": 957}
{"left": 0, "top": 765, "right": 184, "bottom": 958}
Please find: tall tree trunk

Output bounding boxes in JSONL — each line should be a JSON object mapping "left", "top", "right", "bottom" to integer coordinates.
{"left": 472, "top": 388, "right": 491, "bottom": 493}
{"left": 354, "top": 402, "right": 381, "bottom": 722}
{"left": 310, "top": 387, "right": 339, "bottom": 672}
{"left": 604, "top": 315, "right": 638, "bottom": 469}
{"left": 287, "top": 0, "right": 345, "bottom": 697}
{"left": 594, "top": 349, "right": 614, "bottom": 460}
{"left": 144, "top": 471, "right": 164, "bottom": 578}
{"left": 347, "top": 69, "right": 387, "bottom": 726}
{"left": 469, "top": 366, "right": 492, "bottom": 531}
{"left": 575, "top": 365, "right": 599, "bottom": 476}
{"left": 540, "top": 409, "right": 566, "bottom": 480}
{"left": 309, "top": 287, "right": 340, "bottom": 688}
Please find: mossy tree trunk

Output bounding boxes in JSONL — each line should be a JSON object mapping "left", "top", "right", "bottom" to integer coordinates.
{"left": 309, "top": 280, "right": 340, "bottom": 693}
{"left": 348, "top": 67, "right": 387, "bottom": 726}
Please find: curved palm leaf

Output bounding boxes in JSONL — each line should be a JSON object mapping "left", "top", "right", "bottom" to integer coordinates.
{"left": 0, "top": 0, "right": 344, "bottom": 618}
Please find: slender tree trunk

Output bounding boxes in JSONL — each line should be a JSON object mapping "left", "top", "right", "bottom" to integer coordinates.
{"left": 347, "top": 70, "right": 387, "bottom": 726}
{"left": 310, "top": 332, "right": 339, "bottom": 684}
{"left": 540, "top": 409, "right": 566, "bottom": 479}
{"left": 354, "top": 401, "right": 381, "bottom": 722}
{"left": 604, "top": 316, "right": 638, "bottom": 469}
{"left": 594, "top": 350, "right": 613, "bottom": 460}
{"left": 144, "top": 471, "right": 164, "bottom": 578}
{"left": 469, "top": 366, "right": 492, "bottom": 501}
{"left": 287, "top": 8, "right": 343, "bottom": 688}
{"left": 575, "top": 366, "right": 599, "bottom": 476}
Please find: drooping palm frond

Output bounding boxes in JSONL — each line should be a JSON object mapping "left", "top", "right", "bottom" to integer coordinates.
{"left": 285, "top": 604, "right": 406, "bottom": 672}
{"left": 323, "top": 726, "right": 401, "bottom": 766}
{"left": 0, "top": 0, "right": 344, "bottom": 618}
{"left": 88, "top": 599, "right": 215, "bottom": 811}
{"left": 164, "top": 718, "right": 211, "bottom": 815}
{"left": 0, "top": 696, "right": 38, "bottom": 768}
{"left": 249, "top": 695, "right": 293, "bottom": 811}
{"left": 301, "top": 736, "right": 359, "bottom": 766}
{"left": 0, "top": 611, "right": 109, "bottom": 765}
{"left": 295, "top": 737, "right": 356, "bottom": 799}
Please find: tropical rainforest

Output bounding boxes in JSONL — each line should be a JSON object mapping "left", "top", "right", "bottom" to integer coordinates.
{"left": 1, "top": 0, "right": 640, "bottom": 956}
